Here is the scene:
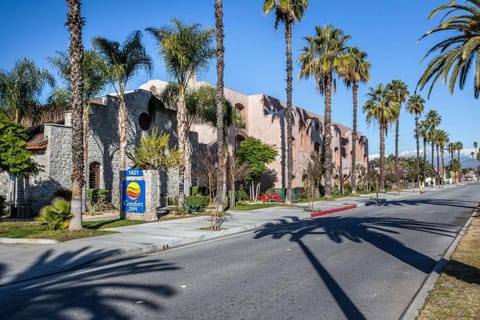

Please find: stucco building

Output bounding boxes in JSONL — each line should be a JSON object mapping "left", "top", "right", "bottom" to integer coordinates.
{"left": 1, "top": 78, "right": 368, "bottom": 215}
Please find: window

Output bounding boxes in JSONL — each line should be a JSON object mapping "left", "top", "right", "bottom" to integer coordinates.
{"left": 89, "top": 162, "right": 101, "bottom": 189}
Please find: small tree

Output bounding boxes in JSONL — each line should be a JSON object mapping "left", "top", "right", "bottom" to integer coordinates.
{"left": 304, "top": 151, "right": 322, "bottom": 207}
{"left": 127, "top": 128, "right": 181, "bottom": 171}
{"left": 227, "top": 153, "right": 249, "bottom": 208}
{"left": 195, "top": 146, "right": 219, "bottom": 230}
{"left": 0, "top": 116, "right": 39, "bottom": 177}
{"left": 236, "top": 137, "right": 278, "bottom": 201}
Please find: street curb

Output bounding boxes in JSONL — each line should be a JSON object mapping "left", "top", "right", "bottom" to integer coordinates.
{"left": 0, "top": 238, "right": 59, "bottom": 245}
{"left": 310, "top": 205, "right": 357, "bottom": 218}
{"left": 399, "top": 210, "right": 476, "bottom": 320}
{"left": 0, "top": 213, "right": 313, "bottom": 287}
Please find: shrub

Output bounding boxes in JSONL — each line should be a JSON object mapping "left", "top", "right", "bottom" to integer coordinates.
{"left": 87, "top": 188, "right": 110, "bottom": 213}
{"left": 36, "top": 197, "right": 72, "bottom": 230}
{"left": 167, "top": 196, "right": 177, "bottom": 206}
{"left": 185, "top": 196, "right": 209, "bottom": 214}
{"left": 235, "top": 189, "right": 248, "bottom": 201}
{"left": 331, "top": 186, "right": 341, "bottom": 196}
{"left": 356, "top": 184, "right": 368, "bottom": 193}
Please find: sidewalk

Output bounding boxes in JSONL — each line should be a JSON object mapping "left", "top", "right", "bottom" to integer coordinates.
{"left": 0, "top": 186, "right": 451, "bottom": 287}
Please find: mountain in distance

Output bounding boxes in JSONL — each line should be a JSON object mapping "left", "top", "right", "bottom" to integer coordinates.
{"left": 369, "top": 149, "right": 479, "bottom": 168}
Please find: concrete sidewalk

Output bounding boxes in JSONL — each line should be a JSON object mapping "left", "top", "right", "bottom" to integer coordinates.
{"left": 0, "top": 186, "right": 446, "bottom": 287}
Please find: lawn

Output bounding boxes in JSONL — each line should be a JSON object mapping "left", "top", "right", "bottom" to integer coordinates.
{"left": 0, "top": 219, "right": 147, "bottom": 242}
{"left": 417, "top": 214, "right": 480, "bottom": 320}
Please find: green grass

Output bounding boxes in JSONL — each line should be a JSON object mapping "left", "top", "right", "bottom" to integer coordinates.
{"left": 83, "top": 219, "right": 147, "bottom": 229}
{"left": 0, "top": 218, "right": 149, "bottom": 242}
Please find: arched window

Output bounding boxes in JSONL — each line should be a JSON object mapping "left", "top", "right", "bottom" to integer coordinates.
{"left": 89, "top": 162, "right": 101, "bottom": 189}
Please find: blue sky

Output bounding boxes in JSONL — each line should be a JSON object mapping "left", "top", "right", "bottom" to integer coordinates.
{"left": 1, "top": 0, "right": 479, "bottom": 156}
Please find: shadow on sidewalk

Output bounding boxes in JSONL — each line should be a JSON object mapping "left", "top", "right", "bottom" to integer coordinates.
{"left": 254, "top": 215, "right": 459, "bottom": 319}
{"left": 0, "top": 248, "right": 179, "bottom": 319}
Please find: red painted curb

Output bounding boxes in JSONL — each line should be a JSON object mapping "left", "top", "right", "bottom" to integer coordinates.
{"left": 310, "top": 204, "right": 357, "bottom": 218}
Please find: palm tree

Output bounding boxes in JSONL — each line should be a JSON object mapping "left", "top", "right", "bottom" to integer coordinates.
{"left": 425, "top": 110, "right": 441, "bottom": 170}
{"left": 299, "top": 24, "right": 350, "bottom": 197}
{"left": 66, "top": 0, "right": 85, "bottom": 230}
{"left": 434, "top": 129, "right": 449, "bottom": 185}
{"left": 455, "top": 141, "right": 463, "bottom": 182}
{"left": 92, "top": 31, "right": 152, "bottom": 173}
{"left": 418, "top": 0, "right": 480, "bottom": 98}
{"left": 146, "top": 20, "right": 215, "bottom": 205}
{"left": 0, "top": 58, "right": 55, "bottom": 126}
{"left": 215, "top": 0, "right": 225, "bottom": 209}
{"left": 263, "top": 0, "right": 308, "bottom": 203}
{"left": 419, "top": 120, "right": 430, "bottom": 186}
{"left": 474, "top": 141, "right": 478, "bottom": 180}
{"left": 362, "top": 83, "right": 400, "bottom": 192}
{"left": 447, "top": 142, "right": 456, "bottom": 183}
{"left": 338, "top": 47, "right": 370, "bottom": 194}
{"left": 387, "top": 80, "right": 409, "bottom": 192}
{"left": 406, "top": 94, "right": 425, "bottom": 188}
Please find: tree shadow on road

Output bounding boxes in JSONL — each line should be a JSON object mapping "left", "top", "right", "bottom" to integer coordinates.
{"left": 254, "top": 215, "right": 460, "bottom": 319}
{"left": 0, "top": 248, "right": 179, "bottom": 319}
{"left": 365, "top": 197, "right": 478, "bottom": 210}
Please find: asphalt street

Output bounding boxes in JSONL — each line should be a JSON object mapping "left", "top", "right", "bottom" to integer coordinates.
{"left": 0, "top": 184, "right": 478, "bottom": 320}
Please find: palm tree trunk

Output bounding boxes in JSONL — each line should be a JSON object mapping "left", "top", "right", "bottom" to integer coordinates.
{"left": 415, "top": 115, "right": 420, "bottom": 189}
{"left": 67, "top": 0, "right": 84, "bottom": 230}
{"left": 177, "top": 86, "right": 187, "bottom": 205}
{"left": 215, "top": 0, "right": 225, "bottom": 209}
{"left": 285, "top": 22, "right": 293, "bottom": 204}
{"left": 118, "top": 88, "right": 127, "bottom": 171}
{"left": 323, "top": 75, "right": 333, "bottom": 197}
{"left": 431, "top": 141, "right": 435, "bottom": 169}
{"left": 423, "top": 137, "right": 427, "bottom": 185}
{"left": 379, "top": 124, "right": 385, "bottom": 192}
{"left": 440, "top": 147, "right": 445, "bottom": 186}
{"left": 351, "top": 83, "right": 358, "bottom": 194}
{"left": 395, "top": 118, "right": 399, "bottom": 192}
{"left": 436, "top": 144, "right": 440, "bottom": 185}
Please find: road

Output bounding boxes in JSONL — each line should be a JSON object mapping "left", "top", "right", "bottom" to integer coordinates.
{"left": 1, "top": 184, "right": 478, "bottom": 320}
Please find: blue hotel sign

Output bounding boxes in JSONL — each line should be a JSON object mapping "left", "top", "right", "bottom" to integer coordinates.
{"left": 122, "top": 178, "right": 146, "bottom": 213}
{"left": 126, "top": 168, "right": 143, "bottom": 177}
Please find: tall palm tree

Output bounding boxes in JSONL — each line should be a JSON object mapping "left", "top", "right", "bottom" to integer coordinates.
{"left": 263, "top": 0, "right": 308, "bottom": 203}
{"left": 338, "top": 47, "right": 370, "bottom": 194}
{"left": 66, "top": 0, "right": 85, "bottom": 230}
{"left": 447, "top": 142, "right": 456, "bottom": 183}
{"left": 215, "top": 0, "right": 226, "bottom": 210}
{"left": 419, "top": 120, "right": 430, "bottom": 186}
{"left": 387, "top": 80, "right": 409, "bottom": 192}
{"left": 0, "top": 58, "right": 55, "bottom": 126}
{"left": 362, "top": 83, "right": 400, "bottom": 192}
{"left": 433, "top": 129, "right": 449, "bottom": 185}
{"left": 418, "top": 0, "right": 480, "bottom": 98}
{"left": 406, "top": 94, "right": 425, "bottom": 188}
{"left": 474, "top": 141, "right": 478, "bottom": 180}
{"left": 146, "top": 20, "right": 215, "bottom": 205}
{"left": 425, "top": 110, "right": 441, "bottom": 169}
{"left": 299, "top": 24, "right": 350, "bottom": 197}
{"left": 92, "top": 31, "right": 152, "bottom": 173}
{"left": 455, "top": 141, "right": 463, "bottom": 182}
